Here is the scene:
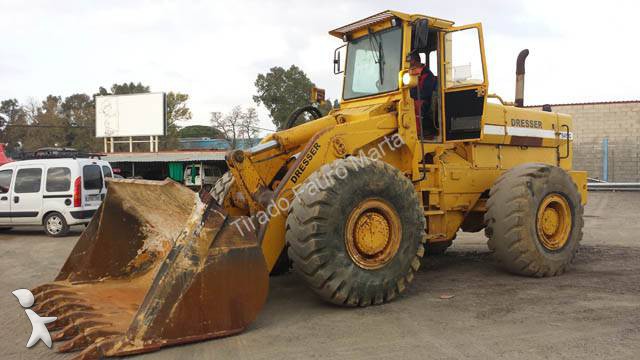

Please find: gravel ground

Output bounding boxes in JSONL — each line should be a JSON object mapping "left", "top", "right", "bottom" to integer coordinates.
{"left": 0, "top": 192, "right": 638, "bottom": 359}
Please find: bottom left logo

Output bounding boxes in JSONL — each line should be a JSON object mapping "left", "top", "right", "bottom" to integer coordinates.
{"left": 12, "top": 289, "right": 57, "bottom": 348}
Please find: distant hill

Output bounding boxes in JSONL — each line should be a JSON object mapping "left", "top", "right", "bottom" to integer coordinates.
{"left": 178, "top": 125, "right": 222, "bottom": 138}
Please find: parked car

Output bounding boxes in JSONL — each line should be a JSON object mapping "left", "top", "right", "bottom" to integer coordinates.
{"left": 183, "top": 164, "right": 221, "bottom": 192}
{"left": 0, "top": 158, "right": 113, "bottom": 236}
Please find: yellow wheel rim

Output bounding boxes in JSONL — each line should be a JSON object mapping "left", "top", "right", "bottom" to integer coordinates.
{"left": 536, "top": 194, "right": 572, "bottom": 251}
{"left": 345, "top": 199, "right": 401, "bottom": 270}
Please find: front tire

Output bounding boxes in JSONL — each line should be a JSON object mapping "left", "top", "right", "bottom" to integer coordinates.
{"left": 43, "top": 212, "right": 70, "bottom": 237}
{"left": 485, "top": 164, "right": 584, "bottom": 277}
{"left": 286, "top": 158, "right": 426, "bottom": 307}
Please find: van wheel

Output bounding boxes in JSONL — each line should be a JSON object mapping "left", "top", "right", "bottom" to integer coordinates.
{"left": 44, "top": 212, "right": 69, "bottom": 237}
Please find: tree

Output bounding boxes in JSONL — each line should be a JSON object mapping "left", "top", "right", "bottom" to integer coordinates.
{"left": 163, "top": 92, "right": 192, "bottom": 150}
{"left": 211, "top": 106, "right": 259, "bottom": 149}
{"left": 23, "top": 96, "right": 67, "bottom": 150}
{"left": 253, "top": 65, "right": 314, "bottom": 129}
{"left": 110, "top": 82, "right": 150, "bottom": 95}
{"left": 61, "top": 94, "right": 98, "bottom": 152}
{"left": 211, "top": 107, "right": 242, "bottom": 149}
{"left": 178, "top": 125, "right": 222, "bottom": 138}
{"left": 0, "top": 99, "right": 28, "bottom": 154}
{"left": 239, "top": 107, "right": 260, "bottom": 147}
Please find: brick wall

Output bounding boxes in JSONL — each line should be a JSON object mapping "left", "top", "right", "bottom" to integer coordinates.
{"left": 529, "top": 101, "right": 640, "bottom": 182}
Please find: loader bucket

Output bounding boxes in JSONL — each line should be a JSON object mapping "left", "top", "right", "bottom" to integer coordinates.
{"left": 31, "top": 179, "right": 269, "bottom": 359}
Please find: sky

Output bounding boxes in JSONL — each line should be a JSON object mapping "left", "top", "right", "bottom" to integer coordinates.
{"left": 1, "top": 0, "right": 639, "bottom": 133}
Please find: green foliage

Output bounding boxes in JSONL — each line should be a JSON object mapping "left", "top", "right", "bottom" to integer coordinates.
{"left": 0, "top": 99, "right": 28, "bottom": 153}
{"left": 253, "top": 65, "right": 314, "bottom": 129}
{"left": 163, "top": 92, "right": 192, "bottom": 150}
{"left": 61, "top": 94, "right": 99, "bottom": 152}
{"left": 114, "top": 82, "right": 149, "bottom": 94}
{"left": 1, "top": 82, "right": 193, "bottom": 153}
{"left": 22, "top": 96, "right": 67, "bottom": 150}
{"left": 178, "top": 125, "right": 222, "bottom": 138}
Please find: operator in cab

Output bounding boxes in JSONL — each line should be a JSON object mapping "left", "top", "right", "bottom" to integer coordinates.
{"left": 409, "top": 52, "right": 437, "bottom": 137}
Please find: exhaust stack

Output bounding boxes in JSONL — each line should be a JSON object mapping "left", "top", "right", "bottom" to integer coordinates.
{"left": 515, "top": 49, "right": 529, "bottom": 107}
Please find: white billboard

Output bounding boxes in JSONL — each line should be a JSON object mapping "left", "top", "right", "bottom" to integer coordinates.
{"left": 95, "top": 93, "right": 166, "bottom": 137}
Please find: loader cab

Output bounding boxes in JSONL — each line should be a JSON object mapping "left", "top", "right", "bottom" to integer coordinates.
{"left": 409, "top": 19, "right": 489, "bottom": 143}
{"left": 332, "top": 11, "right": 489, "bottom": 144}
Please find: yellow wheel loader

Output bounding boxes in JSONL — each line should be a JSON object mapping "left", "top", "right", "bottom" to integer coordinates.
{"left": 32, "top": 10, "right": 587, "bottom": 358}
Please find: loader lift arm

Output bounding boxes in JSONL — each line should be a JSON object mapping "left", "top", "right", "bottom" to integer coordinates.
{"left": 227, "top": 106, "right": 405, "bottom": 271}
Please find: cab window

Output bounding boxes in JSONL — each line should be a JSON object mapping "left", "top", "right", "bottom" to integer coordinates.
{"left": 0, "top": 170, "right": 13, "bottom": 194}
{"left": 46, "top": 167, "right": 71, "bottom": 192}
{"left": 102, "top": 165, "right": 113, "bottom": 178}
{"left": 83, "top": 165, "right": 103, "bottom": 190}
{"left": 443, "top": 28, "right": 485, "bottom": 89}
{"left": 15, "top": 168, "right": 42, "bottom": 193}
{"left": 343, "top": 26, "right": 403, "bottom": 100}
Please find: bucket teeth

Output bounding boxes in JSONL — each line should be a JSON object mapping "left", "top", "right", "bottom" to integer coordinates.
{"left": 32, "top": 284, "right": 70, "bottom": 302}
{"left": 33, "top": 294, "right": 83, "bottom": 313}
{"left": 49, "top": 311, "right": 102, "bottom": 331}
{"left": 32, "top": 283, "right": 66, "bottom": 295}
{"left": 48, "top": 302, "right": 95, "bottom": 317}
{"left": 52, "top": 319, "right": 110, "bottom": 342}
{"left": 58, "top": 328, "right": 119, "bottom": 353}
{"left": 30, "top": 179, "right": 270, "bottom": 359}
{"left": 52, "top": 323, "right": 79, "bottom": 341}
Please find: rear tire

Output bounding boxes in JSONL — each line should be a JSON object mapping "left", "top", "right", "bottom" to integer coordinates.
{"left": 286, "top": 158, "right": 425, "bottom": 307}
{"left": 44, "top": 212, "right": 69, "bottom": 237}
{"left": 484, "top": 164, "right": 584, "bottom": 277}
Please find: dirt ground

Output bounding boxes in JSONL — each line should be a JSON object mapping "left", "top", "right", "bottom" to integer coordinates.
{"left": 0, "top": 192, "right": 638, "bottom": 359}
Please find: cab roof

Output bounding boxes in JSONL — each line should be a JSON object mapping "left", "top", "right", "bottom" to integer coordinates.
{"left": 329, "top": 10, "right": 455, "bottom": 39}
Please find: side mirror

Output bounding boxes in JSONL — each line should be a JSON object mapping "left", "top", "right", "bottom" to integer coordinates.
{"left": 412, "top": 19, "right": 429, "bottom": 52}
{"left": 333, "top": 44, "right": 346, "bottom": 74}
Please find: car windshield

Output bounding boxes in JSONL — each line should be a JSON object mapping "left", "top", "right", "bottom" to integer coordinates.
{"left": 343, "top": 26, "right": 403, "bottom": 100}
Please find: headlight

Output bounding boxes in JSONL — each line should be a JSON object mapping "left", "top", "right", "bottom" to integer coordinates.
{"left": 402, "top": 72, "right": 412, "bottom": 86}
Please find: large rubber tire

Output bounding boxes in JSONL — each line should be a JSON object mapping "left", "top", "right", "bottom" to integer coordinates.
{"left": 210, "top": 172, "right": 234, "bottom": 205}
{"left": 484, "top": 164, "right": 584, "bottom": 277}
{"left": 286, "top": 158, "right": 426, "bottom": 307}
{"left": 43, "top": 212, "right": 70, "bottom": 237}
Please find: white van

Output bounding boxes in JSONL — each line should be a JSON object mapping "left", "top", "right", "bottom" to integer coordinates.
{"left": 183, "top": 164, "right": 221, "bottom": 191}
{"left": 0, "top": 158, "right": 112, "bottom": 236}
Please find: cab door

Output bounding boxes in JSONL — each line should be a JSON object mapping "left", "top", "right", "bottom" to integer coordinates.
{"left": 439, "top": 24, "right": 488, "bottom": 142}
{"left": 0, "top": 168, "right": 14, "bottom": 224}
{"left": 11, "top": 166, "right": 44, "bottom": 224}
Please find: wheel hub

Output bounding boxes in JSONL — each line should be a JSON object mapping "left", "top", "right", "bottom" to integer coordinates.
{"left": 47, "top": 217, "right": 62, "bottom": 233}
{"left": 353, "top": 212, "right": 390, "bottom": 255}
{"left": 345, "top": 199, "right": 401, "bottom": 270}
{"left": 536, "top": 194, "right": 572, "bottom": 251}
